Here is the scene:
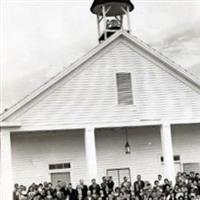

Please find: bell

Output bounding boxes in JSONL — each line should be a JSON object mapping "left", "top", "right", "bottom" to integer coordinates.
{"left": 90, "top": 0, "right": 134, "bottom": 42}
{"left": 107, "top": 19, "right": 121, "bottom": 30}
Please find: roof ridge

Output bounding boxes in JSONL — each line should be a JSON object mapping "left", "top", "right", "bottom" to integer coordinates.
{"left": 136, "top": 35, "right": 200, "bottom": 82}
{"left": 0, "top": 30, "right": 124, "bottom": 120}
{"left": 1, "top": 30, "right": 200, "bottom": 121}
{"left": 122, "top": 31, "right": 200, "bottom": 89}
{"left": 0, "top": 41, "right": 106, "bottom": 116}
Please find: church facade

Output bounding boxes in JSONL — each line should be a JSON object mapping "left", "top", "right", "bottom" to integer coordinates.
{"left": 1, "top": 1, "right": 200, "bottom": 200}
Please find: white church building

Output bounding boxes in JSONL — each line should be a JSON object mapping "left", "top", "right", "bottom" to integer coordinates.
{"left": 1, "top": 0, "right": 200, "bottom": 199}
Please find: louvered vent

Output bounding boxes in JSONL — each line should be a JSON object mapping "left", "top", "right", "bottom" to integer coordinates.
{"left": 49, "top": 163, "right": 71, "bottom": 170}
{"left": 116, "top": 73, "right": 133, "bottom": 105}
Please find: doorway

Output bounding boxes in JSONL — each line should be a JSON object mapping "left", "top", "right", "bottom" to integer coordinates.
{"left": 51, "top": 172, "right": 71, "bottom": 187}
{"left": 107, "top": 168, "right": 131, "bottom": 187}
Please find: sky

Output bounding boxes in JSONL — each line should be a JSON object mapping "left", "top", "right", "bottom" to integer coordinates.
{"left": 1, "top": 0, "right": 200, "bottom": 113}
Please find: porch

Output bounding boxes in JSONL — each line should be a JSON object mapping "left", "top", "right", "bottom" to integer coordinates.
{"left": 1, "top": 122, "right": 200, "bottom": 200}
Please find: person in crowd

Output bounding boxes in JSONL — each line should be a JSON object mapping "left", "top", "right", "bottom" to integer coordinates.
{"left": 54, "top": 184, "right": 65, "bottom": 200}
{"left": 65, "top": 183, "right": 78, "bottom": 200}
{"left": 77, "top": 179, "right": 88, "bottom": 199}
{"left": 45, "top": 190, "right": 54, "bottom": 200}
{"left": 13, "top": 183, "right": 20, "bottom": 200}
{"left": 89, "top": 179, "right": 101, "bottom": 195}
{"left": 13, "top": 171, "right": 200, "bottom": 200}
{"left": 85, "top": 190, "right": 92, "bottom": 200}
{"left": 121, "top": 176, "right": 131, "bottom": 191}
{"left": 134, "top": 175, "right": 145, "bottom": 196}
{"left": 157, "top": 175, "right": 163, "bottom": 187}
{"left": 108, "top": 177, "right": 114, "bottom": 193}
{"left": 101, "top": 176, "right": 109, "bottom": 196}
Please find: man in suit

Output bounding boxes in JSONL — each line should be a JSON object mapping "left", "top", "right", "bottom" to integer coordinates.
{"left": 89, "top": 179, "right": 100, "bottom": 195}
{"left": 121, "top": 176, "right": 131, "bottom": 191}
{"left": 65, "top": 183, "right": 78, "bottom": 200}
{"left": 77, "top": 179, "right": 88, "bottom": 199}
{"left": 134, "top": 175, "right": 145, "bottom": 196}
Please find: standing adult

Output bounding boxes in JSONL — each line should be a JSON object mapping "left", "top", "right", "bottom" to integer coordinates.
{"left": 89, "top": 179, "right": 100, "bottom": 195}
{"left": 134, "top": 175, "right": 145, "bottom": 196}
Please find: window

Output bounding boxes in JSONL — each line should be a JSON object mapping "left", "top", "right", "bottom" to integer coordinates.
{"left": 116, "top": 73, "right": 133, "bottom": 105}
{"left": 183, "top": 163, "right": 200, "bottom": 173}
{"left": 49, "top": 162, "right": 71, "bottom": 170}
{"left": 107, "top": 168, "right": 131, "bottom": 187}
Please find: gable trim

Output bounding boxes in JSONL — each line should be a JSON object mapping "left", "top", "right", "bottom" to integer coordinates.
{"left": 8, "top": 119, "right": 200, "bottom": 133}
{"left": 0, "top": 122, "right": 21, "bottom": 128}
{"left": 0, "top": 31, "right": 123, "bottom": 121}
{"left": 121, "top": 31, "right": 200, "bottom": 92}
{"left": 120, "top": 39, "right": 200, "bottom": 94}
{"left": 1, "top": 30, "right": 200, "bottom": 121}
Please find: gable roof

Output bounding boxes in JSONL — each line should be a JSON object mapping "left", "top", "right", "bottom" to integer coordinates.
{"left": 1, "top": 30, "right": 200, "bottom": 121}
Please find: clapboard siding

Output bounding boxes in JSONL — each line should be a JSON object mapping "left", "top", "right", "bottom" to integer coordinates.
{"left": 172, "top": 124, "right": 200, "bottom": 164}
{"left": 10, "top": 124, "right": 200, "bottom": 186}
{"left": 5, "top": 38, "right": 200, "bottom": 128}
{"left": 11, "top": 130, "right": 87, "bottom": 186}
{"left": 96, "top": 126, "right": 163, "bottom": 183}
{"left": 96, "top": 125, "right": 200, "bottom": 183}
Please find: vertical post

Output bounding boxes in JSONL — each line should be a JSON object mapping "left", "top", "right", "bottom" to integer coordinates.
{"left": 84, "top": 127, "right": 98, "bottom": 183}
{"left": 126, "top": 6, "right": 131, "bottom": 32}
{"left": 102, "top": 5, "right": 107, "bottom": 40}
{"left": 120, "top": 15, "right": 123, "bottom": 30}
{"left": 96, "top": 15, "right": 101, "bottom": 39}
{"left": 0, "top": 128, "right": 13, "bottom": 200}
{"left": 160, "top": 123, "right": 175, "bottom": 184}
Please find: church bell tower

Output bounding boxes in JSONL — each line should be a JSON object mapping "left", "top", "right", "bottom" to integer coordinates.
{"left": 90, "top": 0, "right": 134, "bottom": 42}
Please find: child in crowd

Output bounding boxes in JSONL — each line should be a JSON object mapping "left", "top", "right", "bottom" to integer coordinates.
{"left": 13, "top": 172, "right": 200, "bottom": 200}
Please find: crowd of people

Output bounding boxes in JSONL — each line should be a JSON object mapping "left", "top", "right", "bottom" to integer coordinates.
{"left": 13, "top": 172, "right": 200, "bottom": 200}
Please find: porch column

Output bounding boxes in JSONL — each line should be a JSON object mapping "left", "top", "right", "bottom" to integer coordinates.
{"left": 160, "top": 123, "right": 175, "bottom": 184}
{"left": 0, "top": 128, "right": 13, "bottom": 200}
{"left": 84, "top": 127, "right": 98, "bottom": 182}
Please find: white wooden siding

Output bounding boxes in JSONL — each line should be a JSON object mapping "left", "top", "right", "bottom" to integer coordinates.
{"left": 10, "top": 124, "right": 200, "bottom": 186}
{"left": 5, "top": 38, "right": 200, "bottom": 129}
{"left": 11, "top": 130, "right": 87, "bottom": 186}
{"left": 172, "top": 124, "right": 200, "bottom": 164}
{"left": 96, "top": 126, "right": 163, "bottom": 183}
{"left": 96, "top": 124, "right": 200, "bottom": 183}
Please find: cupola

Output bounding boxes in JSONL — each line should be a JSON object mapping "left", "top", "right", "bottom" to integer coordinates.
{"left": 90, "top": 0, "right": 134, "bottom": 42}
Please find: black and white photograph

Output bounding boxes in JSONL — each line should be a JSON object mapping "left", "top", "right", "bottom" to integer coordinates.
{"left": 0, "top": 0, "right": 200, "bottom": 200}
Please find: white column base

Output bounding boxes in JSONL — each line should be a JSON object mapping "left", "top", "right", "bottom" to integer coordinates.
{"left": 0, "top": 128, "right": 13, "bottom": 200}
{"left": 160, "top": 123, "right": 175, "bottom": 184}
{"left": 84, "top": 127, "right": 98, "bottom": 183}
